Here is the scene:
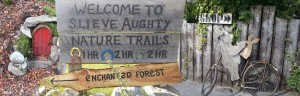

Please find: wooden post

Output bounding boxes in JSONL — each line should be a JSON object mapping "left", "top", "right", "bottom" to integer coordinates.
{"left": 248, "top": 5, "right": 263, "bottom": 61}
{"left": 213, "top": 25, "right": 223, "bottom": 85}
{"left": 202, "top": 25, "right": 213, "bottom": 82}
{"left": 283, "top": 19, "right": 300, "bottom": 87}
{"left": 237, "top": 21, "right": 248, "bottom": 41}
{"left": 271, "top": 18, "right": 288, "bottom": 89}
{"left": 194, "top": 24, "right": 203, "bottom": 82}
{"left": 187, "top": 23, "right": 196, "bottom": 81}
{"left": 237, "top": 21, "right": 248, "bottom": 74}
{"left": 259, "top": 6, "right": 276, "bottom": 61}
{"left": 180, "top": 20, "right": 188, "bottom": 79}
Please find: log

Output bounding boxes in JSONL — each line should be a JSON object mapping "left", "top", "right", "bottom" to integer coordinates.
{"left": 194, "top": 24, "right": 203, "bottom": 82}
{"left": 187, "top": 23, "right": 196, "bottom": 80}
{"left": 248, "top": 5, "right": 263, "bottom": 61}
{"left": 271, "top": 18, "right": 288, "bottom": 89}
{"left": 237, "top": 21, "right": 248, "bottom": 41}
{"left": 259, "top": 6, "right": 275, "bottom": 61}
{"left": 180, "top": 20, "right": 188, "bottom": 79}
{"left": 202, "top": 25, "right": 213, "bottom": 82}
{"left": 283, "top": 19, "right": 300, "bottom": 86}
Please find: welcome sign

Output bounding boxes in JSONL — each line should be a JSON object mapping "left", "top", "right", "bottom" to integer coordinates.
{"left": 56, "top": 0, "right": 185, "bottom": 63}
{"left": 56, "top": 0, "right": 185, "bottom": 33}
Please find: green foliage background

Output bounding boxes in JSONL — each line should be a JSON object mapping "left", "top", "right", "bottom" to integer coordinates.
{"left": 185, "top": 0, "right": 300, "bottom": 23}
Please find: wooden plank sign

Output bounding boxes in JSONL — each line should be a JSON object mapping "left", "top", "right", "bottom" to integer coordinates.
{"left": 199, "top": 13, "right": 232, "bottom": 24}
{"left": 59, "top": 33, "right": 180, "bottom": 63}
{"left": 56, "top": 0, "right": 186, "bottom": 33}
{"left": 40, "top": 63, "right": 182, "bottom": 91}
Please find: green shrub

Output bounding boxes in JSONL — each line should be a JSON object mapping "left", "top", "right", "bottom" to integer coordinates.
{"left": 288, "top": 66, "right": 300, "bottom": 92}
{"left": 184, "top": 1, "right": 200, "bottom": 23}
{"left": 16, "top": 34, "right": 33, "bottom": 58}
{"left": 49, "top": 22, "right": 58, "bottom": 37}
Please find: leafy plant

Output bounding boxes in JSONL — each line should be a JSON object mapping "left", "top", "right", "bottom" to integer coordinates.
{"left": 1, "top": 0, "right": 13, "bottom": 6}
{"left": 231, "top": 23, "right": 241, "bottom": 45}
{"left": 288, "top": 66, "right": 300, "bottom": 92}
{"left": 46, "top": 0, "right": 55, "bottom": 4}
{"left": 49, "top": 22, "right": 58, "bottom": 37}
{"left": 44, "top": 6, "right": 56, "bottom": 16}
{"left": 238, "top": 10, "right": 254, "bottom": 24}
{"left": 16, "top": 34, "right": 33, "bottom": 58}
{"left": 184, "top": 1, "right": 200, "bottom": 23}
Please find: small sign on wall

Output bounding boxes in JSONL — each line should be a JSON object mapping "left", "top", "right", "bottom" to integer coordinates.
{"left": 199, "top": 13, "right": 232, "bottom": 24}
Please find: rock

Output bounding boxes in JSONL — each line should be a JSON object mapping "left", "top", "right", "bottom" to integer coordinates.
{"left": 38, "top": 86, "right": 47, "bottom": 95}
{"left": 45, "top": 89, "right": 60, "bottom": 96}
{"left": 144, "top": 86, "right": 180, "bottom": 96}
{"left": 28, "top": 60, "right": 53, "bottom": 69}
{"left": 20, "top": 25, "right": 32, "bottom": 38}
{"left": 50, "top": 45, "right": 59, "bottom": 63}
{"left": 158, "top": 85, "right": 180, "bottom": 95}
{"left": 52, "top": 37, "right": 58, "bottom": 45}
{"left": 10, "top": 51, "right": 25, "bottom": 64}
{"left": 8, "top": 63, "right": 26, "bottom": 76}
{"left": 63, "top": 88, "right": 79, "bottom": 96}
{"left": 23, "top": 15, "right": 57, "bottom": 27}
{"left": 90, "top": 93, "right": 106, "bottom": 96}
{"left": 16, "top": 30, "right": 22, "bottom": 37}
{"left": 55, "top": 63, "right": 66, "bottom": 74}
{"left": 112, "top": 87, "right": 143, "bottom": 96}
{"left": 13, "top": 61, "right": 27, "bottom": 70}
{"left": 13, "top": 45, "right": 18, "bottom": 51}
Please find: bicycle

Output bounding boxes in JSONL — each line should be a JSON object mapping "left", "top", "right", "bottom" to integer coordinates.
{"left": 201, "top": 55, "right": 280, "bottom": 96}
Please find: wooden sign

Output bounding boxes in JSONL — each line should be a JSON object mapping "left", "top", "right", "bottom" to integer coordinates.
{"left": 199, "top": 13, "right": 232, "bottom": 24}
{"left": 40, "top": 63, "right": 182, "bottom": 91}
{"left": 56, "top": 0, "right": 186, "bottom": 33}
{"left": 59, "top": 33, "right": 179, "bottom": 63}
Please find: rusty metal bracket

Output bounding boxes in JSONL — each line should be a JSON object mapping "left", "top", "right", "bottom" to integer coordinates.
{"left": 69, "top": 47, "right": 82, "bottom": 72}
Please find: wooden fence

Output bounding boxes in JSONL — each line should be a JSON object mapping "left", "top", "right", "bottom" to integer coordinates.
{"left": 179, "top": 5, "right": 300, "bottom": 88}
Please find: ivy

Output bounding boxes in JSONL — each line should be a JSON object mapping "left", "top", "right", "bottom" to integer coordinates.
{"left": 196, "top": 24, "right": 208, "bottom": 50}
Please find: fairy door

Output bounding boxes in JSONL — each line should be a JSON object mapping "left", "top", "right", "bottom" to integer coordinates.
{"left": 32, "top": 25, "right": 52, "bottom": 60}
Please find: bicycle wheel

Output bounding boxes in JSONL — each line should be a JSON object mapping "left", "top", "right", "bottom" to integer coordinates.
{"left": 201, "top": 67, "right": 218, "bottom": 96}
{"left": 242, "top": 63, "right": 279, "bottom": 95}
